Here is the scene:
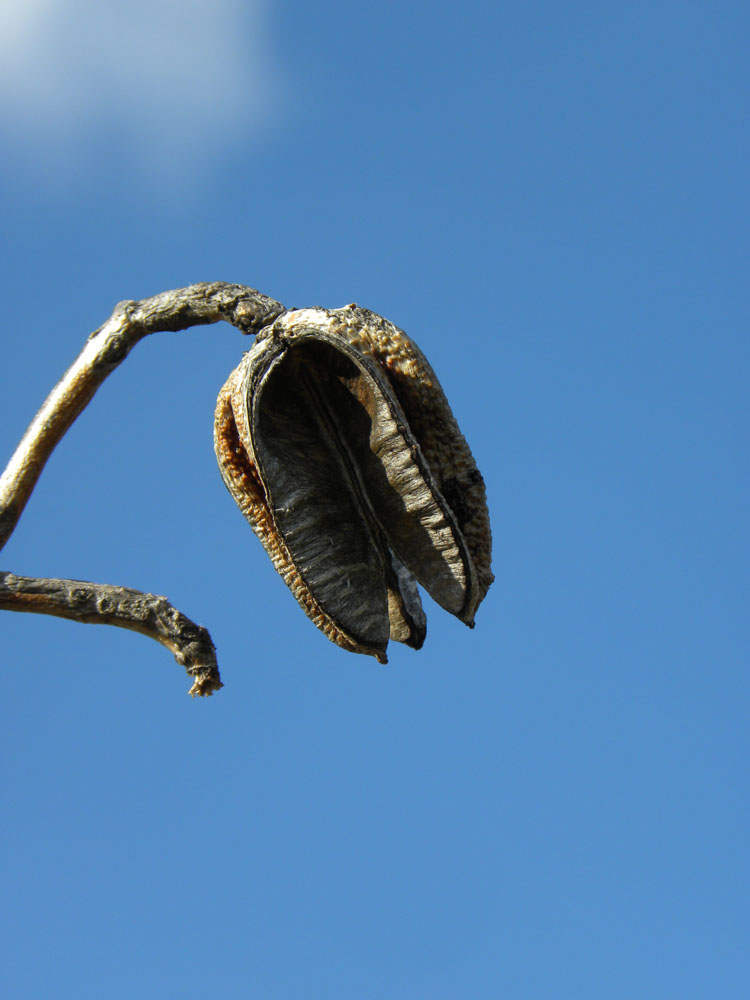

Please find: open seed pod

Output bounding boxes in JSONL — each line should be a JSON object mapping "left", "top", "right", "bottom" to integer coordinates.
{"left": 214, "top": 305, "right": 493, "bottom": 663}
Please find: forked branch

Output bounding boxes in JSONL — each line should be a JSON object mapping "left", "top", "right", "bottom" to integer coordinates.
{"left": 0, "top": 282, "right": 286, "bottom": 695}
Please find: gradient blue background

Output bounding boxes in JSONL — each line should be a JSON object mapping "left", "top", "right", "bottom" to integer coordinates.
{"left": 1, "top": 2, "right": 747, "bottom": 997}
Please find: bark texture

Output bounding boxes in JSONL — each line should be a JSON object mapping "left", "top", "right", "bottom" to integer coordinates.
{"left": 0, "top": 572, "right": 221, "bottom": 697}
{"left": 0, "top": 282, "right": 285, "bottom": 695}
{"left": 0, "top": 282, "right": 284, "bottom": 551}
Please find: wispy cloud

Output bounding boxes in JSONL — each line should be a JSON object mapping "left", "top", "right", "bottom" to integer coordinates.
{"left": 0, "top": 0, "right": 281, "bottom": 183}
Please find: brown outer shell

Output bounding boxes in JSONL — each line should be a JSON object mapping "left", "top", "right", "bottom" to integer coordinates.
{"left": 213, "top": 305, "right": 493, "bottom": 660}
{"left": 272, "top": 307, "right": 494, "bottom": 603}
{"left": 215, "top": 365, "right": 378, "bottom": 660}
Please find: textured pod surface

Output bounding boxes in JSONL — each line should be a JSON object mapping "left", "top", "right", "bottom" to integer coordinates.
{"left": 214, "top": 305, "right": 493, "bottom": 662}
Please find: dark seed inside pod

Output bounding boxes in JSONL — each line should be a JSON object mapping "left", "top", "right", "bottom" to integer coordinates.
{"left": 250, "top": 336, "right": 475, "bottom": 655}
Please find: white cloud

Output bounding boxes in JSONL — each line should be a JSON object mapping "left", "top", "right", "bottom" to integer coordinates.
{"left": 0, "top": 0, "right": 280, "bottom": 182}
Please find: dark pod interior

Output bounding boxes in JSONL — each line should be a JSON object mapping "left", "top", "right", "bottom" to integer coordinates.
{"left": 250, "top": 336, "right": 475, "bottom": 656}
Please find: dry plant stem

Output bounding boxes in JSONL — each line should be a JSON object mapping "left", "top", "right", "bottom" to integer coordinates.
{"left": 0, "top": 572, "right": 222, "bottom": 697}
{"left": 0, "top": 282, "right": 285, "bottom": 695}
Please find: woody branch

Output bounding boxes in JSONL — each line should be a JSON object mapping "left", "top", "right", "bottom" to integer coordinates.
{"left": 0, "top": 282, "right": 285, "bottom": 696}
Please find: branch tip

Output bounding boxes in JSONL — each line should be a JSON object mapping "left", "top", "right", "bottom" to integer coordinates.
{"left": 0, "top": 282, "right": 289, "bottom": 694}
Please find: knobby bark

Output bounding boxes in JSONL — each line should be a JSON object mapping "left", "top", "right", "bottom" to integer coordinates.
{"left": 0, "top": 573, "right": 220, "bottom": 696}
{"left": 0, "top": 282, "right": 285, "bottom": 695}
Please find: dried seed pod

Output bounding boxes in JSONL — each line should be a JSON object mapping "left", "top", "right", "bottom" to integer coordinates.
{"left": 214, "top": 305, "right": 493, "bottom": 663}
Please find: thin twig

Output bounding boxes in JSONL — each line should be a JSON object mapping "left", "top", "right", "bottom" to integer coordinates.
{"left": 0, "top": 282, "right": 284, "bottom": 550}
{"left": 0, "top": 572, "right": 222, "bottom": 697}
{"left": 0, "top": 282, "right": 286, "bottom": 695}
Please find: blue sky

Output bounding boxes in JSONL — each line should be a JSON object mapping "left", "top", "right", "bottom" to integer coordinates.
{"left": 1, "top": 1, "right": 747, "bottom": 997}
